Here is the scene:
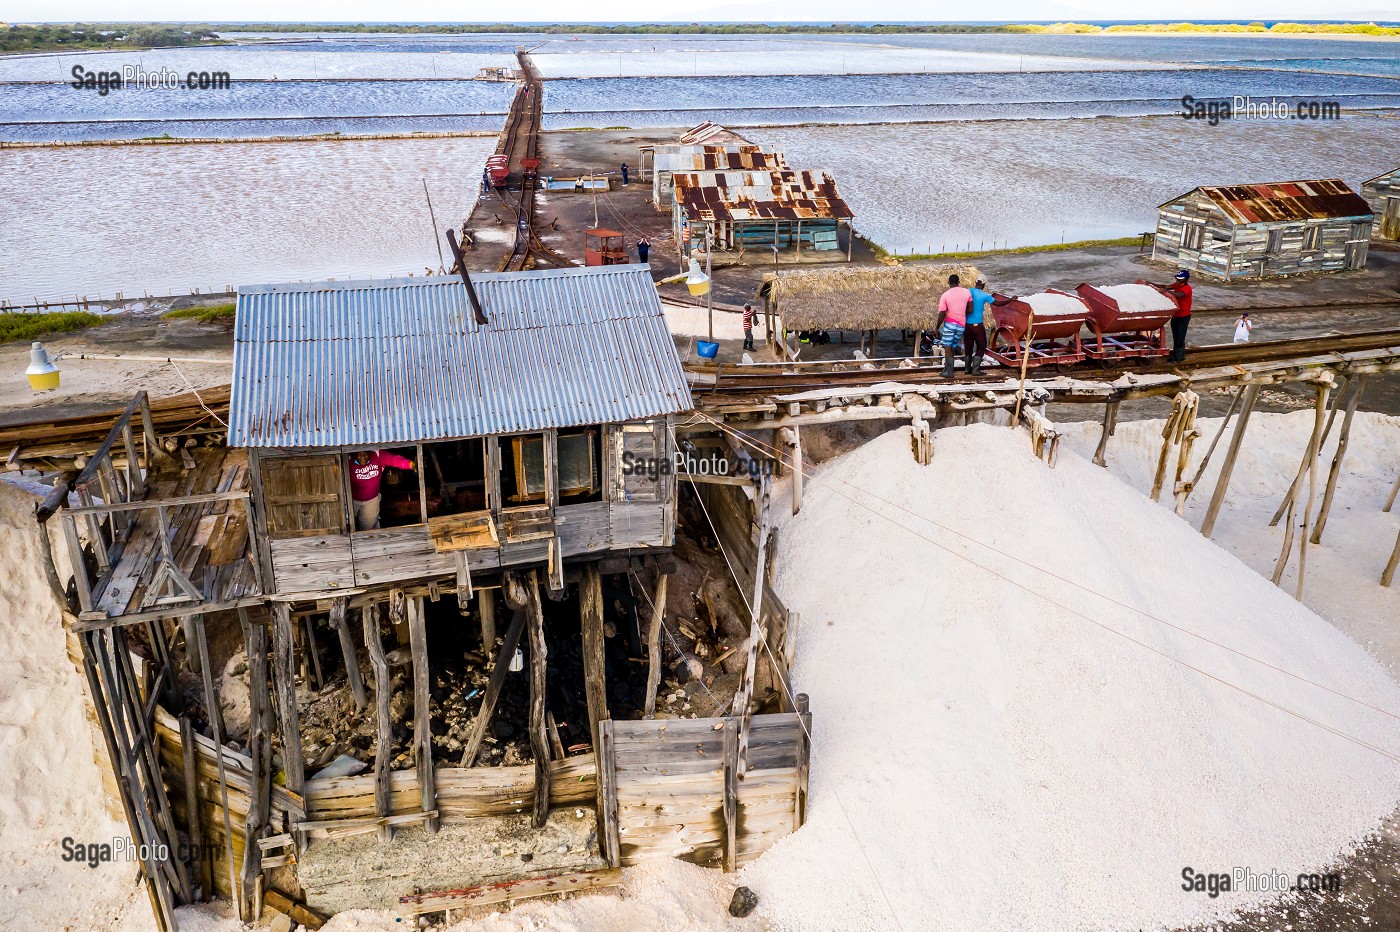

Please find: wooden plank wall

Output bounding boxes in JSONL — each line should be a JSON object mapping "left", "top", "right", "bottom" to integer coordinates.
{"left": 608, "top": 714, "right": 808, "bottom": 868}
{"left": 268, "top": 502, "right": 667, "bottom": 594}
{"left": 153, "top": 706, "right": 302, "bottom": 902}
{"left": 1362, "top": 174, "right": 1399, "bottom": 240}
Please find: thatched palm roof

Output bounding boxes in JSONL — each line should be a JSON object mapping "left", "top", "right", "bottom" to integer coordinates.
{"left": 759, "top": 263, "right": 982, "bottom": 331}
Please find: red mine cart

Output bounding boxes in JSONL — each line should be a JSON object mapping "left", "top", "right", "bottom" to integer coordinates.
{"left": 585, "top": 228, "right": 628, "bottom": 266}
{"left": 520, "top": 157, "right": 540, "bottom": 180}
{"left": 1075, "top": 282, "right": 1177, "bottom": 360}
{"left": 987, "top": 289, "right": 1089, "bottom": 367}
{"left": 485, "top": 154, "right": 510, "bottom": 187}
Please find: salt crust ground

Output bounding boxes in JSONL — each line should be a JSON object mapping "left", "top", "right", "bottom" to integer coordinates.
{"left": 5, "top": 413, "right": 1399, "bottom": 931}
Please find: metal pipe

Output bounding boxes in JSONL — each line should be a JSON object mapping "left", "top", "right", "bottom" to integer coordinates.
{"left": 445, "top": 229, "right": 488, "bottom": 325}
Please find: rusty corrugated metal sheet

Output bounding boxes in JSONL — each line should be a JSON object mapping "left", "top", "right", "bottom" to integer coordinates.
{"left": 673, "top": 169, "right": 855, "bottom": 223}
{"left": 1185, "top": 179, "right": 1372, "bottom": 224}
{"left": 228, "top": 265, "right": 693, "bottom": 449}
{"left": 652, "top": 145, "right": 787, "bottom": 177}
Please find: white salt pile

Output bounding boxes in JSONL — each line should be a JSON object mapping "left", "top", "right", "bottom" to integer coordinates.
{"left": 1021, "top": 290, "right": 1089, "bottom": 318}
{"left": 0, "top": 479, "right": 146, "bottom": 930}
{"left": 1095, "top": 282, "right": 1176, "bottom": 313}
{"left": 744, "top": 423, "right": 1400, "bottom": 931}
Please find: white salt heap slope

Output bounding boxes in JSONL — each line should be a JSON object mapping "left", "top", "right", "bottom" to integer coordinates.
{"left": 746, "top": 424, "right": 1400, "bottom": 932}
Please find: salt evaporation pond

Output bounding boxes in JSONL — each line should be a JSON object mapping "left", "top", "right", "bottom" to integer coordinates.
{"left": 752, "top": 111, "right": 1398, "bottom": 254}
{"left": 0, "top": 136, "right": 497, "bottom": 305}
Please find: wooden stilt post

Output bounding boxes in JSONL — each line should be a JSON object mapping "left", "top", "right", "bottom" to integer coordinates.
{"left": 1311, "top": 376, "right": 1366, "bottom": 545}
{"left": 239, "top": 609, "right": 272, "bottom": 919}
{"left": 1091, "top": 399, "right": 1120, "bottom": 468}
{"left": 734, "top": 476, "right": 772, "bottom": 774}
{"left": 460, "top": 607, "right": 528, "bottom": 767}
{"left": 407, "top": 595, "right": 438, "bottom": 833}
{"left": 271, "top": 602, "right": 305, "bottom": 797}
{"left": 178, "top": 713, "right": 210, "bottom": 901}
{"left": 301, "top": 612, "right": 324, "bottom": 691}
{"left": 783, "top": 426, "right": 803, "bottom": 514}
{"left": 192, "top": 618, "right": 241, "bottom": 919}
{"left": 1171, "top": 393, "right": 1200, "bottom": 516}
{"left": 722, "top": 717, "right": 739, "bottom": 873}
{"left": 478, "top": 588, "right": 497, "bottom": 653}
{"left": 1273, "top": 382, "right": 1331, "bottom": 589}
{"left": 643, "top": 572, "right": 670, "bottom": 718}
{"left": 1180, "top": 384, "right": 1245, "bottom": 507}
{"left": 1150, "top": 392, "right": 1193, "bottom": 502}
{"left": 362, "top": 603, "right": 394, "bottom": 842}
{"left": 1270, "top": 375, "right": 1344, "bottom": 526}
{"left": 579, "top": 563, "right": 609, "bottom": 753}
{"left": 1272, "top": 500, "right": 1297, "bottom": 585}
{"left": 1201, "top": 382, "right": 1261, "bottom": 538}
{"left": 1385, "top": 472, "right": 1400, "bottom": 514}
{"left": 329, "top": 596, "right": 366, "bottom": 709}
{"left": 1383, "top": 528, "right": 1400, "bottom": 587}
{"left": 525, "top": 571, "right": 551, "bottom": 828}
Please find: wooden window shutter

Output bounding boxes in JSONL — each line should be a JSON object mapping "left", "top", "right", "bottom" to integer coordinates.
{"left": 259, "top": 453, "right": 347, "bottom": 538}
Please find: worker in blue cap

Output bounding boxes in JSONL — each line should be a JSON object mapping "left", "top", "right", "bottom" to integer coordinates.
{"left": 1166, "top": 269, "right": 1193, "bottom": 362}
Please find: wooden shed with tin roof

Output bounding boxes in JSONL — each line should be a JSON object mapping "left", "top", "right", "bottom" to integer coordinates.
{"left": 1151, "top": 179, "right": 1372, "bottom": 280}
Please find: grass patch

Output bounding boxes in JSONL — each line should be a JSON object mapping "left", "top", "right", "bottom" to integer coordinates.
{"left": 0, "top": 311, "right": 106, "bottom": 343}
{"left": 878, "top": 236, "right": 1147, "bottom": 262}
{"left": 165, "top": 302, "right": 235, "bottom": 323}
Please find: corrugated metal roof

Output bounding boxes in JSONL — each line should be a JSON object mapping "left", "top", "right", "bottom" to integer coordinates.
{"left": 1364, "top": 167, "right": 1400, "bottom": 185}
{"left": 652, "top": 145, "right": 787, "bottom": 176}
{"left": 228, "top": 265, "right": 693, "bottom": 449}
{"left": 673, "top": 169, "right": 855, "bottom": 223}
{"left": 678, "top": 121, "right": 727, "bottom": 145}
{"left": 1164, "top": 179, "right": 1372, "bottom": 224}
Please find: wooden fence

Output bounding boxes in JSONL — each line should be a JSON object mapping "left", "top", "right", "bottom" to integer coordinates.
{"left": 602, "top": 707, "right": 811, "bottom": 871}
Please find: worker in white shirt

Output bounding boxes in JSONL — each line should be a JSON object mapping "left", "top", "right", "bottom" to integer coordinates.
{"left": 1233, "top": 312, "right": 1253, "bottom": 343}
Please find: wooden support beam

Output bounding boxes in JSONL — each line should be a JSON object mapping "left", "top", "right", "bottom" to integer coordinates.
{"left": 192, "top": 617, "right": 242, "bottom": 920}
{"left": 239, "top": 609, "right": 272, "bottom": 920}
{"left": 1272, "top": 381, "right": 1332, "bottom": 591}
{"left": 1383, "top": 527, "right": 1400, "bottom": 588}
{"left": 459, "top": 606, "right": 529, "bottom": 767}
{"left": 734, "top": 477, "right": 773, "bottom": 774}
{"left": 301, "top": 611, "right": 324, "bottom": 691}
{"left": 1311, "top": 376, "right": 1366, "bottom": 545}
{"left": 271, "top": 602, "right": 305, "bottom": 797}
{"left": 579, "top": 563, "right": 609, "bottom": 754}
{"left": 1180, "top": 385, "right": 1244, "bottom": 509}
{"left": 407, "top": 595, "right": 439, "bottom": 833}
{"left": 263, "top": 889, "right": 327, "bottom": 930}
{"left": 794, "top": 693, "right": 811, "bottom": 831}
{"left": 361, "top": 603, "right": 394, "bottom": 843}
{"left": 1270, "top": 375, "right": 1344, "bottom": 527}
{"left": 722, "top": 717, "right": 739, "bottom": 873}
{"left": 597, "top": 719, "right": 620, "bottom": 868}
{"left": 643, "top": 572, "right": 670, "bottom": 718}
{"left": 453, "top": 550, "right": 473, "bottom": 612}
{"left": 1092, "top": 399, "right": 1120, "bottom": 468}
{"left": 526, "top": 571, "right": 550, "bottom": 828}
{"left": 1201, "top": 382, "right": 1261, "bottom": 539}
{"left": 178, "top": 713, "right": 210, "bottom": 901}
{"left": 1385, "top": 471, "right": 1400, "bottom": 514}
{"left": 329, "top": 597, "right": 366, "bottom": 709}
{"left": 396, "top": 867, "right": 623, "bottom": 917}
{"left": 478, "top": 588, "right": 497, "bottom": 653}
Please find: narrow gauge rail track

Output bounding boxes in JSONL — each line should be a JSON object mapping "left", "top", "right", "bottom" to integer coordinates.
{"left": 689, "top": 328, "right": 1400, "bottom": 396}
{"left": 493, "top": 51, "right": 572, "bottom": 273}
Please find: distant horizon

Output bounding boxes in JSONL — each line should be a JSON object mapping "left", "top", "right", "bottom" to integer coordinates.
{"left": 8, "top": 18, "right": 1400, "bottom": 25}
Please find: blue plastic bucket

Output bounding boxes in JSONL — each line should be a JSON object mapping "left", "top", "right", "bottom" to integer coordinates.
{"left": 696, "top": 340, "right": 719, "bottom": 359}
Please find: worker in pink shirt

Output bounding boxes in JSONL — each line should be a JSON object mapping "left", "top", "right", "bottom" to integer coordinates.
{"left": 935, "top": 274, "right": 972, "bottom": 380}
{"left": 349, "top": 450, "right": 415, "bottom": 530}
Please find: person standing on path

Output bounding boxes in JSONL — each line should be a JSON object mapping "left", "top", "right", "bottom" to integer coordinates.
{"left": 742, "top": 303, "right": 756, "bottom": 352}
{"left": 936, "top": 274, "right": 972, "bottom": 380}
{"left": 1233, "top": 312, "right": 1253, "bottom": 343}
{"left": 620, "top": 162, "right": 630, "bottom": 186}
{"left": 350, "top": 450, "right": 416, "bottom": 531}
{"left": 638, "top": 238, "right": 650, "bottom": 264}
{"left": 964, "top": 279, "right": 997, "bottom": 376}
{"left": 1167, "top": 270, "right": 1193, "bottom": 362}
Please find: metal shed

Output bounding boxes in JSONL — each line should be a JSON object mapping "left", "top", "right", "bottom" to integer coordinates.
{"left": 1152, "top": 179, "right": 1373, "bottom": 280}
{"left": 229, "top": 264, "right": 692, "bottom": 450}
{"left": 1362, "top": 167, "right": 1400, "bottom": 242}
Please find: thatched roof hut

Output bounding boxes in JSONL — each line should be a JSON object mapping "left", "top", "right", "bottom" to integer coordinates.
{"left": 759, "top": 263, "right": 982, "bottom": 331}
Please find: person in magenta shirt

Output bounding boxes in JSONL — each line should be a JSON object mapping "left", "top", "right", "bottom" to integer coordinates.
{"left": 936, "top": 274, "right": 972, "bottom": 379}
{"left": 349, "top": 450, "right": 415, "bottom": 530}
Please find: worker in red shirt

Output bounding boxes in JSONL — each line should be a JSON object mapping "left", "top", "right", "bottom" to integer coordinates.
{"left": 1167, "top": 269, "right": 1193, "bottom": 362}
{"left": 349, "top": 450, "right": 415, "bottom": 530}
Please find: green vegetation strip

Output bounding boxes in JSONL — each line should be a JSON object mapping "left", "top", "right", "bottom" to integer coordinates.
{"left": 0, "top": 311, "right": 105, "bottom": 343}
{"left": 164, "top": 303, "right": 235, "bottom": 322}
{"left": 871, "top": 236, "right": 1146, "bottom": 262}
{"left": 1, "top": 25, "right": 219, "bottom": 53}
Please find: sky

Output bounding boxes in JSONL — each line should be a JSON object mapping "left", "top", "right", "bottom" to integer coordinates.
{"left": 3, "top": 1, "right": 1399, "bottom": 23}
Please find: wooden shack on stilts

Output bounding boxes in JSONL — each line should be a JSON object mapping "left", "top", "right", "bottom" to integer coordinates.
{"left": 33, "top": 265, "right": 813, "bottom": 930}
